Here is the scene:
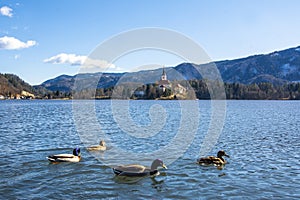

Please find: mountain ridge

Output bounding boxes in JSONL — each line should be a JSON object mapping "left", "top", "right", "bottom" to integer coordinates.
{"left": 38, "top": 45, "right": 300, "bottom": 92}
{"left": 1, "top": 45, "right": 300, "bottom": 99}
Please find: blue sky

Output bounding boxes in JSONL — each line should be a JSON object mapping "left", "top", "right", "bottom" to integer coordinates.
{"left": 1, "top": 0, "right": 300, "bottom": 85}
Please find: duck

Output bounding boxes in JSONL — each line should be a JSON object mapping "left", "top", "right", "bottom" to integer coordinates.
{"left": 197, "top": 150, "right": 229, "bottom": 166}
{"left": 47, "top": 148, "right": 81, "bottom": 163}
{"left": 112, "top": 159, "right": 167, "bottom": 177}
{"left": 86, "top": 140, "right": 106, "bottom": 151}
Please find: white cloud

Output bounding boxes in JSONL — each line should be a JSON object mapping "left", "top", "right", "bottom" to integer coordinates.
{"left": 0, "top": 6, "right": 13, "bottom": 17}
{"left": 43, "top": 53, "right": 87, "bottom": 65}
{"left": 0, "top": 36, "right": 37, "bottom": 50}
{"left": 84, "top": 57, "right": 117, "bottom": 69}
{"left": 44, "top": 53, "right": 122, "bottom": 72}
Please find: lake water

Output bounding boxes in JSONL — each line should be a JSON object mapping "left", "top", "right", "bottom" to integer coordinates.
{"left": 0, "top": 100, "right": 299, "bottom": 199}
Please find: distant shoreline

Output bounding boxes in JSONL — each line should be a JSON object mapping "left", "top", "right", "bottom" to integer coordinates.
{"left": 0, "top": 97, "right": 298, "bottom": 101}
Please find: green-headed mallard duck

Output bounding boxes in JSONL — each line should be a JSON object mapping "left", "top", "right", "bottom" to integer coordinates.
{"left": 197, "top": 150, "right": 229, "bottom": 166}
{"left": 113, "top": 159, "right": 167, "bottom": 177}
{"left": 86, "top": 140, "right": 106, "bottom": 151}
{"left": 47, "top": 148, "right": 81, "bottom": 163}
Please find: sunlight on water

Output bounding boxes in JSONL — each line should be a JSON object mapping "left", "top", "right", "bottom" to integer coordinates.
{"left": 0, "top": 100, "right": 299, "bottom": 199}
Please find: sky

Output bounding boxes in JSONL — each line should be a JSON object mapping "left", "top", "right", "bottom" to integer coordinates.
{"left": 1, "top": 0, "right": 300, "bottom": 85}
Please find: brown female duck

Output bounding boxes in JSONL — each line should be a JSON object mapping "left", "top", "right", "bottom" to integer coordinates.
{"left": 86, "top": 140, "right": 106, "bottom": 151}
{"left": 197, "top": 150, "right": 230, "bottom": 166}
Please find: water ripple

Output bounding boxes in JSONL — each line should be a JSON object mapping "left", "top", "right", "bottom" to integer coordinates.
{"left": 0, "top": 100, "right": 299, "bottom": 199}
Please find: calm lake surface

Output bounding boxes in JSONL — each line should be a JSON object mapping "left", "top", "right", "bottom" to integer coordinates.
{"left": 0, "top": 100, "right": 299, "bottom": 199}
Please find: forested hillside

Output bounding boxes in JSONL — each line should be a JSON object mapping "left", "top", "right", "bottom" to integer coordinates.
{"left": 0, "top": 73, "right": 35, "bottom": 97}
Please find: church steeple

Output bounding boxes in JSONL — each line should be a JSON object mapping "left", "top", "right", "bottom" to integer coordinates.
{"left": 161, "top": 66, "right": 167, "bottom": 81}
{"left": 158, "top": 66, "right": 170, "bottom": 93}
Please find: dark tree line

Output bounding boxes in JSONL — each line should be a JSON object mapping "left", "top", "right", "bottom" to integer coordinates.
{"left": 190, "top": 80, "right": 300, "bottom": 100}
{"left": 66, "top": 81, "right": 300, "bottom": 100}
{"left": 2, "top": 73, "right": 299, "bottom": 100}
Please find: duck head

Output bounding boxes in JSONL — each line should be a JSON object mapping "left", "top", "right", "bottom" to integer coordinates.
{"left": 73, "top": 148, "right": 81, "bottom": 156}
{"left": 217, "top": 150, "right": 229, "bottom": 158}
{"left": 99, "top": 140, "right": 106, "bottom": 147}
{"left": 151, "top": 159, "right": 167, "bottom": 171}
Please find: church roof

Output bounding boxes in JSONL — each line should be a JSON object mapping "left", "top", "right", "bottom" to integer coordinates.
{"left": 158, "top": 80, "right": 170, "bottom": 85}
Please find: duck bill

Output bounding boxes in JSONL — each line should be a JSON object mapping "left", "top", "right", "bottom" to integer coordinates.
{"left": 225, "top": 154, "right": 230, "bottom": 158}
{"left": 162, "top": 164, "right": 167, "bottom": 169}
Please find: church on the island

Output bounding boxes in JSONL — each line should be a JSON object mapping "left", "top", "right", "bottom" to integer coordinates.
{"left": 158, "top": 67, "right": 170, "bottom": 92}
{"left": 156, "top": 66, "right": 189, "bottom": 99}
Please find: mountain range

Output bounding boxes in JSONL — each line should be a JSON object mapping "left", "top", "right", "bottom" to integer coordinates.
{"left": 38, "top": 46, "right": 300, "bottom": 92}
{"left": 1, "top": 45, "right": 300, "bottom": 98}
